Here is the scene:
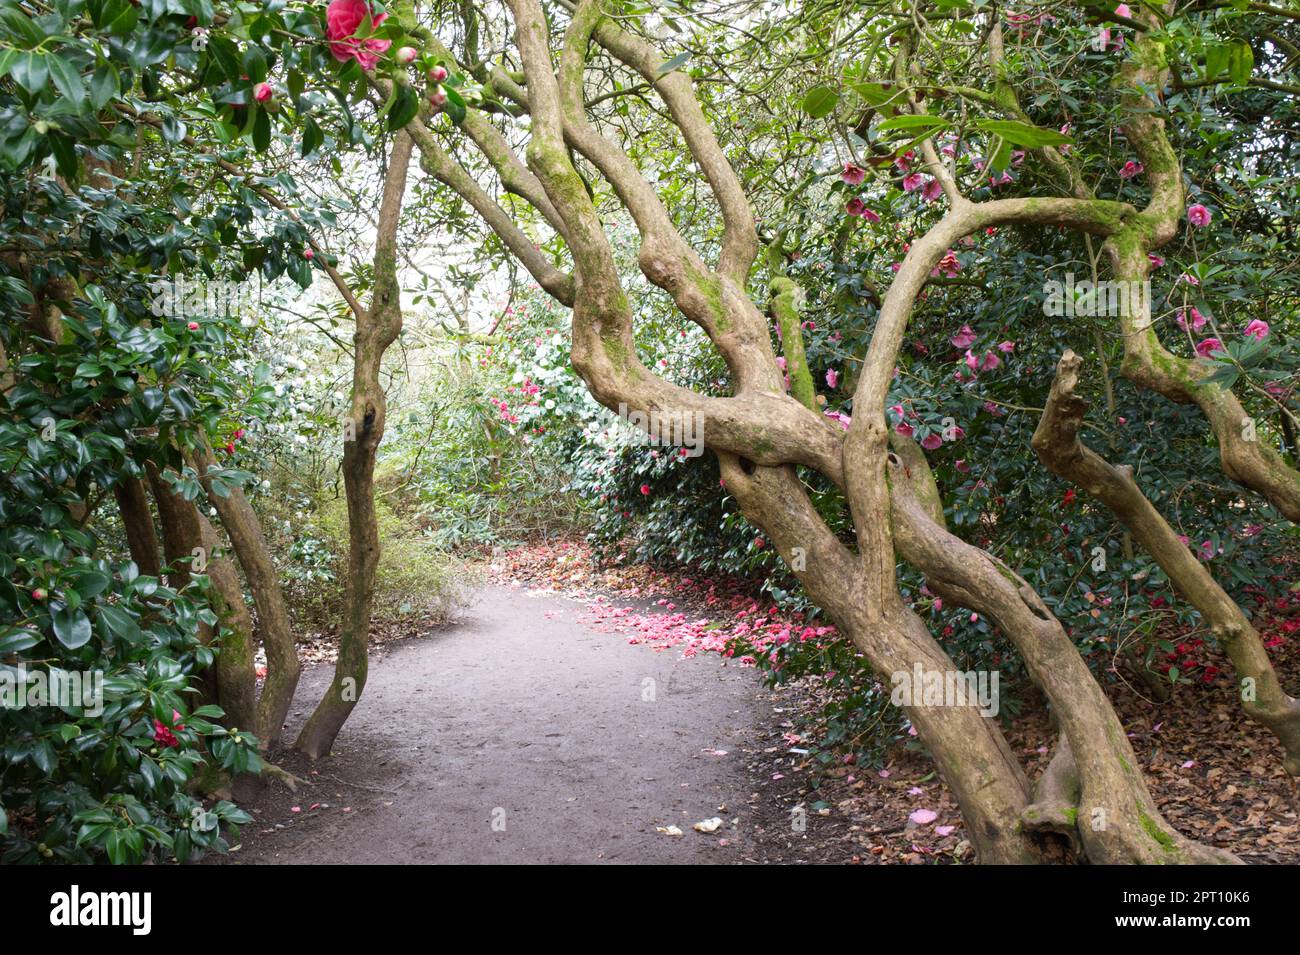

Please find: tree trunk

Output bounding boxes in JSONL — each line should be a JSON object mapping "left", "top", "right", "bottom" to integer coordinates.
{"left": 296, "top": 131, "right": 413, "bottom": 759}
{"left": 190, "top": 441, "right": 299, "bottom": 748}
{"left": 113, "top": 474, "right": 161, "bottom": 578}
{"left": 148, "top": 463, "right": 258, "bottom": 733}
{"left": 1034, "top": 351, "right": 1300, "bottom": 774}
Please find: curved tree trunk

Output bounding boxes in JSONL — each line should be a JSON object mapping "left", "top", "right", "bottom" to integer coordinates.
{"left": 296, "top": 131, "right": 413, "bottom": 759}
{"left": 1034, "top": 351, "right": 1300, "bottom": 774}
{"left": 148, "top": 463, "right": 258, "bottom": 733}
{"left": 190, "top": 440, "right": 299, "bottom": 749}
{"left": 718, "top": 456, "right": 1042, "bottom": 864}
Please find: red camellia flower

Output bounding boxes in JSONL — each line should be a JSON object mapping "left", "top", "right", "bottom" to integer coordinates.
{"left": 1062, "top": 489, "right": 1077, "bottom": 506}
{"left": 639, "top": 484, "right": 650, "bottom": 496}
{"left": 326, "top": 0, "right": 391, "bottom": 70}
{"left": 152, "top": 711, "right": 184, "bottom": 748}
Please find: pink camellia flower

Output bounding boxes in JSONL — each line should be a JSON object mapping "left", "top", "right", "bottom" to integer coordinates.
{"left": 955, "top": 459, "right": 970, "bottom": 472}
{"left": 947, "top": 425, "right": 966, "bottom": 442}
{"left": 846, "top": 197, "right": 865, "bottom": 217}
{"left": 639, "top": 483, "right": 651, "bottom": 496}
{"left": 921, "top": 433, "right": 943, "bottom": 451}
{"left": 1115, "top": 3, "right": 1133, "bottom": 16}
{"left": 1195, "top": 337, "right": 1224, "bottom": 358}
{"left": 1119, "top": 160, "right": 1143, "bottom": 179}
{"left": 1176, "top": 307, "right": 1206, "bottom": 332}
{"left": 895, "top": 150, "right": 915, "bottom": 173}
{"left": 825, "top": 368, "right": 839, "bottom": 389}
{"left": 895, "top": 421, "right": 915, "bottom": 438}
{"left": 187, "top": 321, "right": 199, "bottom": 331}
{"left": 775, "top": 356, "right": 787, "bottom": 372}
{"left": 859, "top": 206, "right": 881, "bottom": 223}
{"left": 997, "top": 340, "right": 1015, "bottom": 353}
{"left": 841, "top": 162, "right": 866, "bottom": 186}
{"left": 326, "top": 0, "right": 391, "bottom": 70}
{"left": 964, "top": 350, "right": 981, "bottom": 373}
{"left": 922, "top": 178, "right": 944, "bottom": 202}
{"left": 902, "top": 172, "right": 924, "bottom": 192}
{"left": 824, "top": 409, "right": 851, "bottom": 430}
{"left": 253, "top": 82, "right": 273, "bottom": 103}
{"left": 304, "top": 247, "right": 314, "bottom": 260}
{"left": 980, "top": 350, "right": 1001, "bottom": 371}
{"left": 1147, "top": 253, "right": 1165, "bottom": 267}
{"left": 932, "top": 250, "right": 961, "bottom": 278}
{"left": 1187, "top": 203, "right": 1211, "bottom": 227}
{"left": 395, "top": 46, "right": 418, "bottom": 65}
{"left": 951, "top": 324, "right": 977, "bottom": 350}
{"left": 1243, "top": 319, "right": 1270, "bottom": 340}
{"left": 1178, "top": 272, "right": 1200, "bottom": 286}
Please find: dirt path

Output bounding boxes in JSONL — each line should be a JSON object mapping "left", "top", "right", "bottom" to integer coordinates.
{"left": 223, "top": 584, "right": 774, "bottom": 864}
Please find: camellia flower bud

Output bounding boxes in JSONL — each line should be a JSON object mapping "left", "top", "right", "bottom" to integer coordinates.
{"left": 253, "top": 82, "right": 273, "bottom": 102}
{"left": 429, "top": 85, "right": 447, "bottom": 107}
{"left": 395, "top": 46, "right": 418, "bottom": 65}
{"left": 429, "top": 64, "right": 448, "bottom": 82}
{"left": 187, "top": 321, "right": 199, "bottom": 330}
{"left": 304, "top": 248, "right": 314, "bottom": 260}
{"left": 31, "top": 588, "right": 46, "bottom": 601}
